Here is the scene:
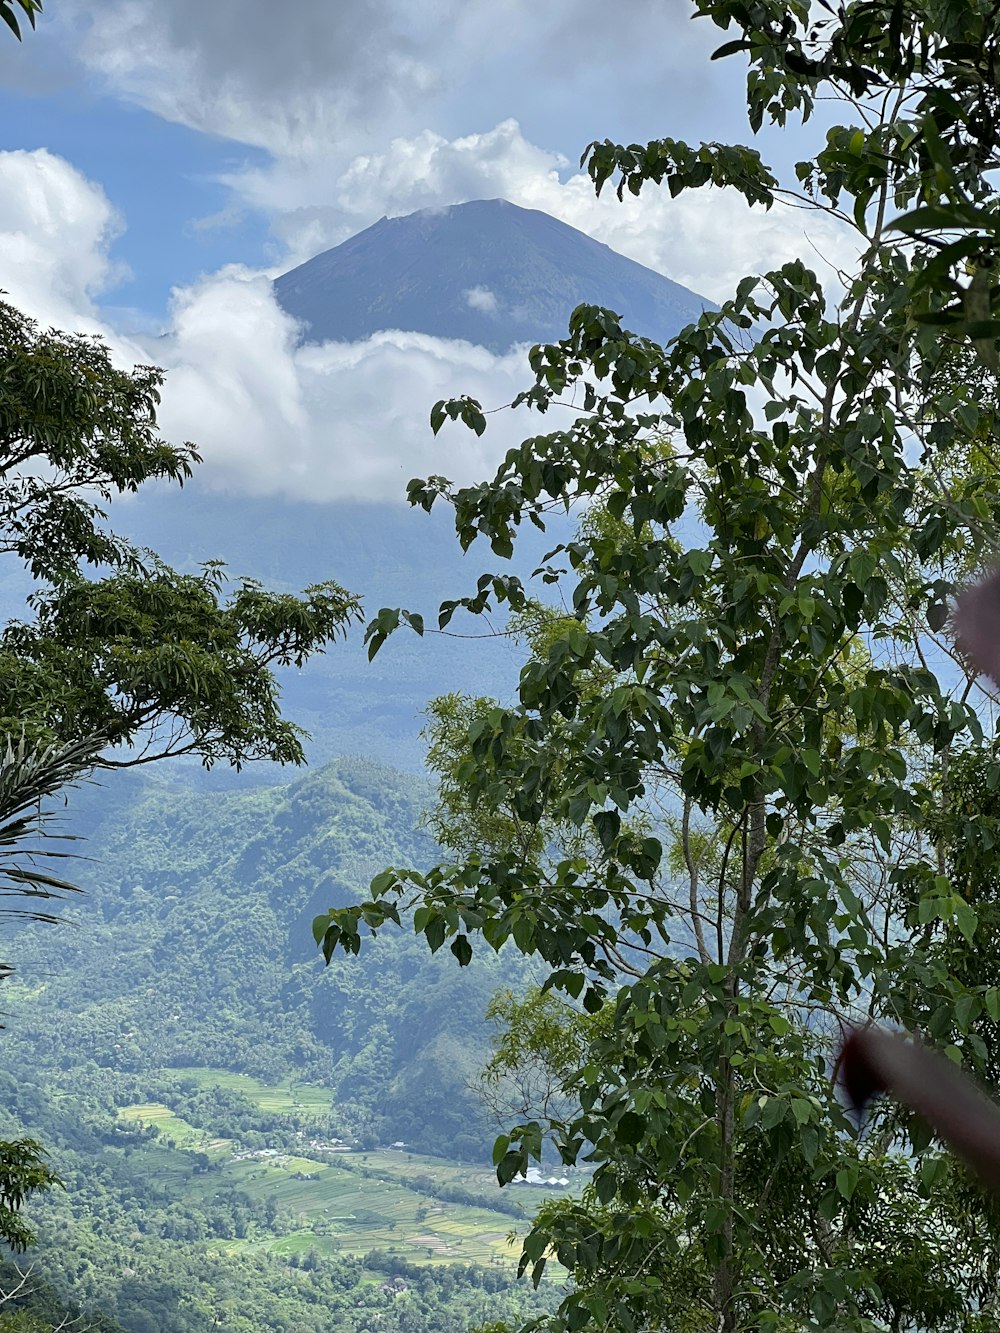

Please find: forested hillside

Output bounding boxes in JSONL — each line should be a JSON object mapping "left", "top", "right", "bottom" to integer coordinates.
{"left": 4, "top": 756, "right": 532, "bottom": 1159}
{"left": 0, "top": 757, "right": 560, "bottom": 1330}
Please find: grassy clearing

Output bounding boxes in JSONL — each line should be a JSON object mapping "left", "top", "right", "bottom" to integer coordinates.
{"left": 174, "top": 1067, "right": 333, "bottom": 1119}
{"left": 186, "top": 1152, "right": 523, "bottom": 1269}
{"left": 117, "top": 1102, "right": 233, "bottom": 1156}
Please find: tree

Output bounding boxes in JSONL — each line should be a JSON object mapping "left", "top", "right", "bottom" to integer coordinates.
{"left": 0, "top": 301, "right": 360, "bottom": 769}
{"left": 0, "top": 299, "right": 357, "bottom": 1248}
{"left": 0, "top": 0, "right": 39, "bottom": 42}
{"left": 0, "top": 1141, "right": 58, "bottom": 1255}
{"left": 315, "top": 4, "right": 1000, "bottom": 1330}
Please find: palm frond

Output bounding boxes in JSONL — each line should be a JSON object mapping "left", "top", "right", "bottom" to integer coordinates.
{"left": 0, "top": 733, "right": 101, "bottom": 920}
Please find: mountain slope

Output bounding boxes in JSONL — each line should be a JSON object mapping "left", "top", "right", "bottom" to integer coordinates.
{"left": 274, "top": 198, "right": 714, "bottom": 352}
{"left": 5, "top": 756, "right": 529, "bottom": 1158}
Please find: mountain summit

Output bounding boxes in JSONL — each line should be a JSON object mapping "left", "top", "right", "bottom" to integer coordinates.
{"left": 274, "top": 198, "right": 713, "bottom": 353}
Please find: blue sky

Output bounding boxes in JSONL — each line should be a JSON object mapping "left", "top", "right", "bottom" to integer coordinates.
{"left": 0, "top": 1, "right": 859, "bottom": 501}
{"left": 1, "top": 83, "right": 272, "bottom": 318}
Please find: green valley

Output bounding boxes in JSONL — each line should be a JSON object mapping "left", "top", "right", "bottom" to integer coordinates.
{"left": 0, "top": 759, "right": 561, "bottom": 1330}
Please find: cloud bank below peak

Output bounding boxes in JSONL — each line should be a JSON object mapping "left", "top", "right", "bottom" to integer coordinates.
{"left": 150, "top": 267, "right": 535, "bottom": 502}
{"left": 0, "top": 143, "right": 861, "bottom": 507}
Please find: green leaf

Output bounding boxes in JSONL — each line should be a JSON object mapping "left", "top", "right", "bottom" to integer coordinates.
{"left": 921, "top": 1154, "right": 947, "bottom": 1191}
{"left": 370, "top": 869, "right": 396, "bottom": 895}
{"left": 711, "top": 38, "right": 751, "bottom": 60}
{"left": 615, "top": 1111, "right": 646, "bottom": 1146}
{"left": 955, "top": 992, "right": 978, "bottom": 1031}
{"left": 760, "top": 1098, "right": 786, "bottom": 1130}
{"left": 593, "top": 809, "right": 620, "bottom": 851}
{"left": 450, "top": 934, "right": 473, "bottom": 966}
{"left": 836, "top": 1164, "right": 858, "bottom": 1201}
{"left": 791, "top": 1098, "right": 812, "bottom": 1126}
{"left": 425, "top": 914, "right": 447, "bottom": 953}
{"left": 955, "top": 900, "right": 978, "bottom": 944}
{"left": 0, "top": 6, "right": 22, "bottom": 38}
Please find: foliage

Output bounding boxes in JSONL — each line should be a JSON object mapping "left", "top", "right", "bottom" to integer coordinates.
{"left": 0, "top": 1142, "right": 58, "bottom": 1254}
{"left": 0, "top": 734, "right": 102, "bottom": 937}
{"left": 477, "top": 988, "right": 605, "bottom": 1129}
{"left": 0, "top": 0, "right": 39, "bottom": 42}
{"left": 0, "top": 1052, "right": 557, "bottom": 1332}
{"left": 0, "top": 300, "right": 360, "bottom": 769}
{"left": 0, "top": 560, "right": 359, "bottom": 770}
{"left": 314, "top": 3, "right": 1000, "bottom": 1330}
{"left": 423, "top": 693, "right": 546, "bottom": 863}
{"left": 0, "top": 1254, "right": 124, "bottom": 1332}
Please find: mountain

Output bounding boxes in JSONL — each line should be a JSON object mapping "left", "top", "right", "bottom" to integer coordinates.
{"left": 117, "top": 204, "right": 716, "bottom": 774}
{"left": 274, "top": 198, "right": 714, "bottom": 353}
{"left": 11, "top": 201, "right": 714, "bottom": 780}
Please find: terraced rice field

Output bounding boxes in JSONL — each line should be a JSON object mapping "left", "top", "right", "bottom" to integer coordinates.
{"left": 176, "top": 1067, "right": 333, "bottom": 1118}
{"left": 117, "top": 1102, "right": 233, "bottom": 1157}
{"left": 357, "top": 1149, "right": 509, "bottom": 1197}
{"left": 126, "top": 1070, "right": 562, "bottom": 1271}
{"left": 197, "top": 1156, "right": 520, "bottom": 1268}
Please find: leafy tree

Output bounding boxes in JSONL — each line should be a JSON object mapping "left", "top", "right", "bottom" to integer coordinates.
{"left": 316, "top": 4, "right": 1000, "bottom": 1330}
{"left": 0, "top": 0, "right": 39, "bottom": 42}
{"left": 476, "top": 987, "right": 601, "bottom": 1131}
{"left": 0, "top": 302, "right": 360, "bottom": 771}
{"left": 0, "top": 1141, "right": 57, "bottom": 1254}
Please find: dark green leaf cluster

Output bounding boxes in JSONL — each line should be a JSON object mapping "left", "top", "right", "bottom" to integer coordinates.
{"left": 0, "top": 0, "right": 39, "bottom": 42}
{"left": 0, "top": 304, "right": 197, "bottom": 584}
{"left": 318, "top": 4, "right": 1000, "bottom": 1330}
{"left": 0, "top": 565, "right": 358, "bottom": 769}
{"left": 0, "top": 1139, "right": 58, "bottom": 1253}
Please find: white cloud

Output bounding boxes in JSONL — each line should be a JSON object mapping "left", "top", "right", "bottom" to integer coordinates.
{"left": 148, "top": 268, "right": 535, "bottom": 502}
{"left": 0, "top": 147, "right": 530, "bottom": 502}
{"left": 0, "top": 149, "right": 126, "bottom": 332}
{"left": 69, "top": 0, "right": 432, "bottom": 158}
{"left": 62, "top": 0, "right": 715, "bottom": 164}
{"left": 230, "top": 120, "right": 570, "bottom": 264}
{"left": 252, "top": 119, "right": 862, "bottom": 306}
{"left": 464, "top": 286, "right": 498, "bottom": 314}
{"left": 10, "top": 0, "right": 842, "bottom": 311}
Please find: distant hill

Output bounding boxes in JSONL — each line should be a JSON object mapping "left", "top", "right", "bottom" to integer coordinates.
{"left": 111, "top": 487, "right": 559, "bottom": 777}
{"left": 274, "top": 198, "right": 714, "bottom": 353}
{"left": 7, "top": 755, "right": 532, "bottom": 1160}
